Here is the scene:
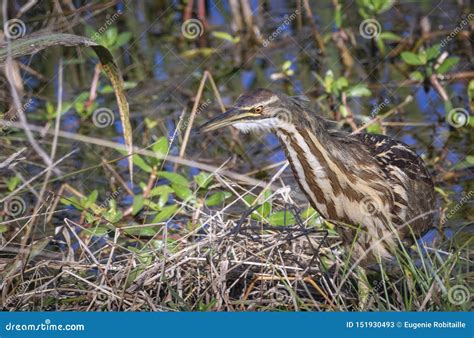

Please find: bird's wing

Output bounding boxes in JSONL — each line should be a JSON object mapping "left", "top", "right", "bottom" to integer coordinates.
{"left": 351, "top": 133, "right": 437, "bottom": 236}
{"left": 351, "top": 133, "right": 433, "bottom": 186}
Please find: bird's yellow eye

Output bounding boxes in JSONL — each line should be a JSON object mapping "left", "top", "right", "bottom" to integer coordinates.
{"left": 254, "top": 106, "right": 263, "bottom": 114}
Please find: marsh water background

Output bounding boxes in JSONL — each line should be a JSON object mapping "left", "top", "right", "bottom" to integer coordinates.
{"left": 0, "top": 0, "right": 472, "bottom": 310}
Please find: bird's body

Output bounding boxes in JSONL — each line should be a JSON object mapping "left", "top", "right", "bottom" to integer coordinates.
{"left": 200, "top": 89, "right": 436, "bottom": 269}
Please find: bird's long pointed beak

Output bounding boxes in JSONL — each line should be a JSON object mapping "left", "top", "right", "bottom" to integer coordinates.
{"left": 198, "top": 107, "right": 244, "bottom": 133}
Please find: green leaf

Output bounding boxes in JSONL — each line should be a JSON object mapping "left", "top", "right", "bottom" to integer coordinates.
{"left": 367, "top": 122, "right": 382, "bottom": 134}
{"left": 468, "top": 80, "right": 474, "bottom": 104}
{"left": 194, "top": 172, "right": 213, "bottom": 189}
{"left": 300, "top": 207, "right": 318, "bottom": 220}
{"left": 334, "top": 3, "right": 342, "bottom": 28}
{"left": 376, "top": 37, "right": 385, "bottom": 55}
{"left": 426, "top": 44, "right": 441, "bottom": 60}
{"left": 172, "top": 183, "right": 193, "bottom": 201}
{"left": 99, "top": 81, "right": 137, "bottom": 94}
{"left": 105, "top": 26, "right": 118, "bottom": 47}
{"left": 418, "top": 50, "right": 427, "bottom": 65}
{"left": 323, "top": 70, "right": 335, "bottom": 93}
{"left": 115, "top": 32, "right": 132, "bottom": 48}
{"left": 87, "top": 190, "right": 98, "bottom": 206}
{"left": 102, "top": 208, "right": 123, "bottom": 223}
{"left": 85, "top": 212, "right": 96, "bottom": 223}
{"left": 157, "top": 171, "right": 189, "bottom": 187}
{"left": 282, "top": 60, "right": 292, "bottom": 72}
{"left": 346, "top": 84, "right": 371, "bottom": 97}
{"left": 181, "top": 47, "right": 216, "bottom": 58}
{"left": 339, "top": 105, "right": 348, "bottom": 118}
{"left": 401, "top": 51, "right": 425, "bottom": 66}
{"left": 132, "top": 195, "right": 145, "bottom": 215}
{"left": 436, "top": 57, "right": 459, "bottom": 74}
{"left": 125, "top": 226, "right": 158, "bottom": 236}
{"left": 148, "top": 185, "right": 173, "bottom": 208}
{"left": 379, "top": 31, "right": 401, "bottom": 41}
{"left": 244, "top": 191, "right": 272, "bottom": 221}
{"left": 211, "top": 31, "right": 237, "bottom": 43}
{"left": 268, "top": 210, "right": 296, "bottom": 226}
{"left": 409, "top": 71, "right": 424, "bottom": 81}
{"left": 145, "top": 117, "right": 158, "bottom": 129}
{"left": 152, "top": 204, "right": 178, "bottom": 223}
{"left": 5, "top": 175, "right": 20, "bottom": 192}
{"left": 205, "top": 191, "right": 231, "bottom": 207}
{"left": 61, "top": 196, "right": 81, "bottom": 208}
{"left": 132, "top": 154, "right": 153, "bottom": 173}
{"left": 149, "top": 185, "right": 174, "bottom": 197}
{"left": 334, "top": 77, "right": 349, "bottom": 91}
{"left": 152, "top": 136, "right": 169, "bottom": 156}
{"left": 0, "top": 224, "right": 8, "bottom": 233}
{"left": 142, "top": 199, "right": 162, "bottom": 211}
{"left": 88, "top": 226, "right": 109, "bottom": 236}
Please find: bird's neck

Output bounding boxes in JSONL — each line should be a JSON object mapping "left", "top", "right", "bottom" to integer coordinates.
{"left": 274, "top": 120, "right": 348, "bottom": 220}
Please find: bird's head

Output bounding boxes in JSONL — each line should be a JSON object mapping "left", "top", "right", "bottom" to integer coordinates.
{"left": 199, "top": 88, "right": 307, "bottom": 134}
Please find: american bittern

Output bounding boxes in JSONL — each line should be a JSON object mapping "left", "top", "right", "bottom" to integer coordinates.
{"left": 199, "top": 89, "right": 436, "bottom": 269}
